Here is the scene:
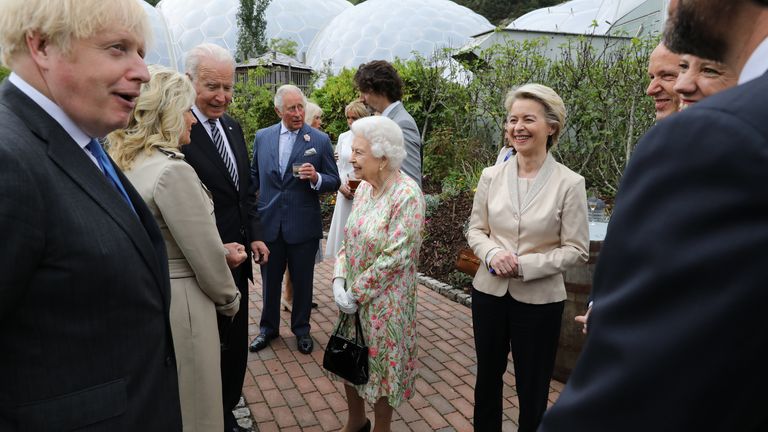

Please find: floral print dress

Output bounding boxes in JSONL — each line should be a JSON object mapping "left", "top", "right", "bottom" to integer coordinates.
{"left": 331, "top": 172, "right": 425, "bottom": 407}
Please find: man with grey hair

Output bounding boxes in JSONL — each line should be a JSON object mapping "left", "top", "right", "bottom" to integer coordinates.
{"left": 249, "top": 84, "right": 339, "bottom": 355}
{"left": 0, "top": 0, "right": 181, "bottom": 429}
{"left": 541, "top": 0, "right": 768, "bottom": 430}
{"left": 183, "top": 42, "right": 269, "bottom": 432}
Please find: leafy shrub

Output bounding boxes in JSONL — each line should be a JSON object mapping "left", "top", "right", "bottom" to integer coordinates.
{"left": 308, "top": 68, "right": 359, "bottom": 143}
{"left": 423, "top": 194, "right": 441, "bottom": 219}
{"left": 229, "top": 68, "right": 279, "bottom": 155}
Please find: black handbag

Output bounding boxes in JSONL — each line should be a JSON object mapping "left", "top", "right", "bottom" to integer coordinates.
{"left": 323, "top": 311, "right": 369, "bottom": 385}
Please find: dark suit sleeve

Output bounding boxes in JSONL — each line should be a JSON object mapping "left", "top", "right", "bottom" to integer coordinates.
{"left": 540, "top": 105, "right": 768, "bottom": 431}
{"left": 0, "top": 144, "right": 43, "bottom": 320}
{"left": 248, "top": 129, "right": 262, "bottom": 234}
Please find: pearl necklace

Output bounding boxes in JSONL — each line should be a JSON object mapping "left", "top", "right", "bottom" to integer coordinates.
{"left": 371, "top": 170, "right": 397, "bottom": 201}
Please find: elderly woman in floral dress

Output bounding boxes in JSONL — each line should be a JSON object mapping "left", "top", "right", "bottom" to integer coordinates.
{"left": 330, "top": 115, "right": 425, "bottom": 432}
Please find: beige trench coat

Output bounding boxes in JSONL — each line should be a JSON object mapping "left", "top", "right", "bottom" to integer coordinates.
{"left": 125, "top": 148, "right": 240, "bottom": 432}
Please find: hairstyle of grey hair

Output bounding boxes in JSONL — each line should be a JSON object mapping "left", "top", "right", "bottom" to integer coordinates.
{"left": 504, "top": 83, "right": 566, "bottom": 150}
{"left": 349, "top": 116, "right": 406, "bottom": 170}
{"left": 304, "top": 102, "right": 323, "bottom": 124}
{"left": 184, "top": 43, "right": 235, "bottom": 81}
{"left": 273, "top": 84, "right": 307, "bottom": 113}
{"left": 0, "top": 0, "right": 150, "bottom": 67}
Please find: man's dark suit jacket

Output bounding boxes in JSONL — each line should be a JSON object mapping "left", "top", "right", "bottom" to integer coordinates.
{"left": 540, "top": 73, "right": 768, "bottom": 431}
{"left": 0, "top": 82, "right": 181, "bottom": 430}
{"left": 250, "top": 122, "right": 340, "bottom": 243}
{"left": 182, "top": 112, "right": 258, "bottom": 412}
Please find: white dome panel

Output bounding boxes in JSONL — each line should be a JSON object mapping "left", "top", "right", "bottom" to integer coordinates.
{"left": 158, "top": 0, "right": 349, "bottom": 70}
{"left": 138, "top": 0, "right": 177, "bottom": 69}
{"left": 306, "top": 0, "right": 493, "bottom": 75}
{"left": 507, "top": 0, "right": 662, "bottom": 36}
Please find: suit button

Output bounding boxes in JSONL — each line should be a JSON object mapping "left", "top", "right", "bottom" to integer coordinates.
{"left": 513, "top": 213, "right": 519, "bottom": 220}
{"left": 240, "top": 227, "right": 246, "bottom": 236}
{"left": 165, "top": 356, "right": 173, "bottom": 366}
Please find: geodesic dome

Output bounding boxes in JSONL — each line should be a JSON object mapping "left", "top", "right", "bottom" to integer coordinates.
{"left": 157, "top": 0, "right": 239, "bottom": 71}
{"left": 156, "top": 0, "right": 350, "bottom": 71}
{"left": 507, "top": 0, "right": 663, "bottom": 37}
{"left": 266, "top": 0, "right": 352, "bottom": 60}
{"left": 138, "top": 0, "right": 178, "bottom": 69}
{"left": 306, "top": 0, "right": 493, "bottom": 75}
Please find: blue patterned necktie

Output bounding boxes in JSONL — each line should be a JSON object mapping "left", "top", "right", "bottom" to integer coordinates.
{"left": 208, "top": 119, "right": 239, "bottom": 190}
{"left": 86, "top": 138, "right": 136, "bottom": 213}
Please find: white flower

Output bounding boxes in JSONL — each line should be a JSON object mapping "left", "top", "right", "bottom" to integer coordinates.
{"left": 303, "top": 134, "right": 311, "bottom": 142}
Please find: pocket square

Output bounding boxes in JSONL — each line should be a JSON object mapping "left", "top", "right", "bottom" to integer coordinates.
{"left": 303, "top": 147, "right": 317, "bottom": 156}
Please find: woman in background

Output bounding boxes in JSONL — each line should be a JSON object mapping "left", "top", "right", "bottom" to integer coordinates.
{"left": 108, "top": 66, "right": 246, "bottom": 432}
{"left": 306, "top": 101, "right": 324, "bottom": 129}
{"left": 325, "top": 100, "right": 371, "bottom": 259}
{"left": 467, "top": 83, "right": 589, "bottom": 432}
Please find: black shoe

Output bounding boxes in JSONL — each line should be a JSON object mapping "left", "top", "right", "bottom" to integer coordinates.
{"left": 357, "top": 418, "right": 371, "bottom": 432}
{"left": 296, "top": 334, "right": 314, "bottom": 354}
{"left": 311, "top": 301, "right": 318, "bottom": 309}
{"left": 224, "top": 411, "right": 247, "bottom": 432}
{"left": 248, "top": 332, "right": 276, "bottom": 352}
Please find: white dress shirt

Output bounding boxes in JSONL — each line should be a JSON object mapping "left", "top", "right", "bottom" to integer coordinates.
{"left": 9, "top": 72, "right": 100, "bottom": 169}
{"left": 192, "top": 105, "right": 238, "bottom": 169}
{"left": 738, "top": 36, "right": 768, "bottom": 84}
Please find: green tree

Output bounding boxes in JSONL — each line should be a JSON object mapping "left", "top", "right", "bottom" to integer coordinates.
{"left": 228, "top": 68, "right": 278, "bottom": 154}
{"left": 0, "top": 66, "right": 9, "bottom": 82}
{"left": 307, "top": 68, "right": 359, "bottom": 142}
{"left": 236, "top": 0, "right": 270, "bottom": 62}
{"left": 268, "top": 38, "right": 298, "bottom": 57}
{"left": 144, "top": 0, "right": 160, "bottom": 6}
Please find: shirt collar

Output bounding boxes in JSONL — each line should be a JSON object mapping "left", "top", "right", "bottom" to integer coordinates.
{"left": 192, "top": 105, "right": 214, "bottom": 126}
{"left": 739, "top": 36, "right": 768, "bottom": 85}
{"left": 9, "top": 72, "right": 91, "bottom": 149}
{"left": 381, "top": 100, "right": 401, "bottom": 117}
{"left": 280, "top": 121, "right": 299, "bottom": 135}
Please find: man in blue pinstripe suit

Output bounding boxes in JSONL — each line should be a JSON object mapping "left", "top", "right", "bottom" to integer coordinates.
{"left": 248, "top": 84, "right": 340, "bottom": 355}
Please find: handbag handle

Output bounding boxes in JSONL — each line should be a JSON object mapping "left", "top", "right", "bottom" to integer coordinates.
{"left": 336, "top": 311, "right": 367, "bottom": 346}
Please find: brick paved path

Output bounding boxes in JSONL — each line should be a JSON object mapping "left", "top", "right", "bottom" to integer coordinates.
{"left": 244, "top": 249, "right": 563, "bottom": 431}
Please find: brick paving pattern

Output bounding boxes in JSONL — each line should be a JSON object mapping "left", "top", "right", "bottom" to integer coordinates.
{"left": 243, "top": 244, "right": 563, "bottom": 431}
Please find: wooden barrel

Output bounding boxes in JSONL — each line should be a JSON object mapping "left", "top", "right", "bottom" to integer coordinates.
{"left": 552, "top": 239, "right": 602, "bottom": 382}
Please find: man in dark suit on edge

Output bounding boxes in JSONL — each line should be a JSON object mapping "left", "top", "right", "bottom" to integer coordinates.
{"left": 0, "top": 0, "right": 182, "bottom": 430}
{"left": 540, "top": 1, "right": 768, "bottom": 431}
{"left": 182, "top": 43, "right": 270, "bottom": 432}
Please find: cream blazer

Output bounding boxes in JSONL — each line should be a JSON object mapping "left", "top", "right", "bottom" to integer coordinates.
{"left": 467, "top": 154, "right": 589, "bottom": 304}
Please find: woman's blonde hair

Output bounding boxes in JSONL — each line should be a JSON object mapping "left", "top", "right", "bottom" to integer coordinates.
{"left": 345, "top": 100, "right": 370, "bottom": 120}
{"left": 108, "top": 65, "right": 196, "bottom": 171}
{"left": 504, "top": 83, "right": 566, "bottom": 150}
{"left": 0, "top": 0, "right": 149, "bottom": 66}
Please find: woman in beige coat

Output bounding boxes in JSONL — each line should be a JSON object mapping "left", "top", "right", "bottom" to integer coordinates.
{"left": 467, "top": 84, "right": 589, "bottom": 432}
{"left": 108, "top": 66, "right": 246, "bottom": 432}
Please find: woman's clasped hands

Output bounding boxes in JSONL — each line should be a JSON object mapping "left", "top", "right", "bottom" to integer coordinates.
{"left": 489, "top": 250, "right": 519, "bottom": 278}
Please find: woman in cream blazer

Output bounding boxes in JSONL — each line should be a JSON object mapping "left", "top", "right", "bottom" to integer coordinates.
{"left": 108, "top": 67, "right": 246, "bottom": 432}
{"left": 467, "top": 84, "right": 589, "bottom": 432}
